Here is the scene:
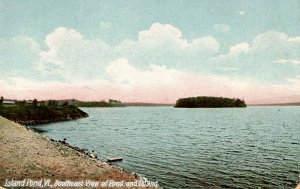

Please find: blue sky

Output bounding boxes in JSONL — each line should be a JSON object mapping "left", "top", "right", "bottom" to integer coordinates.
{"left": 0, "top": 0, "right": 300, "bottom": 103}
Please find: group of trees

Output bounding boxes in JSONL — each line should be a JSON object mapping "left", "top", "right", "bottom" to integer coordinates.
{"left": 15, "top": 100, "right": 26, "bottom": 106}
{"left": 108, "top": 99, "right": 122, "bottom": 104}
{"left": 0, "top": 96, "right": 89, "bottom": 125}
{"left": 40, "top": 100, "right": 68, "bottom": 107}
{"left": 75, "top": 99, "right": 124, "bottom": 107}
{"left": 0, "top": 102, "right": 88, "bottom": 125}
{"left": 0, "top": 96, "right": 124, "bottom": 108}
{"left": 0, "top": 96, "right": 69, "bottom": 107}
{"left": 175, "top": 96, "right": 247, "bottom": 108}
{"left": 47, "top": 100, "right": 59, "bottom": 107}
{"left": 12, "top": 99, "right": 38, "bottom": 106}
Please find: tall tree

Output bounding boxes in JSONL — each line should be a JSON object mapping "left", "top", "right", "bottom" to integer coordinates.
{"left": 63, "top": 101, "right": 69, "bottom": 106}
{"left": 0, "top": 96, "right": 4, "bottom": 106}
{"left": 33, "top": 99, "right": 38, "bottom": 106}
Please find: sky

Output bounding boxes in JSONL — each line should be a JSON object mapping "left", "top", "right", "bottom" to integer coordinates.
{"left": 0, "top": 0, "right": 300, "bottom": 104}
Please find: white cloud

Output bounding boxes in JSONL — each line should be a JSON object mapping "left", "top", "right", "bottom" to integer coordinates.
{"left": 105, "top": 59, "right": 139, "bottom": 84}
{"left": 240, "top": 11, "right": 246, "bottom": 16}
{"left": 36, "top": 27, "right": 111, "bottom": 80}
{"left": 38, "top": 27, "right": 85, "bottom": 70}
{"left": 228, "top": 42, "right": 250, "bottom": 57}
{"left": 214, "top": 24, "right": 230, "bottom": 32}
{"left": 135, "top": 23, "right": 220, "bottom": 53}
{"left": 116, "top": 23, "right": 220, "bottom": 69}
{"left": 212, "top": 42, "right": 250, "bottom": 62}
{"left": 105, "top": 58, "right": 181, "bottom": 86}
{"left": 189, "top": 36, "right": 220, "bottom": 54}
{"left": 248, "top": 31, "right": 300, "bottom": 67}
{"left": 275, "top": 59, "right": 300, "bottom": 65}
{"left": 138, "top": 23, "right": 188, "bottom": 49}
{"left": 215, "top": 31, "right": 299, "bottom": 61}
{"left": 288, "top": 36, "right": 300, "bottom": 42}
{"left": 252, "top": 31, "right": 300, "bottom": 50}
{"left": 45, "top": 27, "right": 83, "bottom": 49}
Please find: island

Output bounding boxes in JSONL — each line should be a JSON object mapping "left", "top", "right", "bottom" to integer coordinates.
{"left": 174, "top": 96, "right": 247, "bottom": 108}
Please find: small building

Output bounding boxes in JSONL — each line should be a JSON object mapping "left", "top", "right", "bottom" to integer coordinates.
{"left": 3, "top": 100, "right": 16, "bottom": 106}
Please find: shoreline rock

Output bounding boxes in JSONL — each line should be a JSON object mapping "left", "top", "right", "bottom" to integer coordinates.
{"left": 15, "top": 116, "right": 88, "bottom": 126}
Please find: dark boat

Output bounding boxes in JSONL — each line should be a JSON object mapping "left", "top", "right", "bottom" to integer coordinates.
{"left": 107, "top": 157, "right": 123, "bottom": 162}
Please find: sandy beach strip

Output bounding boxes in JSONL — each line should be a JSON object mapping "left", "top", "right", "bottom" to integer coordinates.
{"left": 0, "top": 116, "right": 159, "bottom": 189}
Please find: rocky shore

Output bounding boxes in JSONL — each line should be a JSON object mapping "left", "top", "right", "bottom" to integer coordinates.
{"left": 14, "top": 117, "right": 85, "bottom": 126}
{"left": 0, "top": 116, "right": 159, "bottom": 189}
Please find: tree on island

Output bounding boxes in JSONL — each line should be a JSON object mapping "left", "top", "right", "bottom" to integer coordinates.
{"left": 109, "top": 99, "right": 122, "bottom": 104}
{"left": 235, "top": 98, "right": 246, "bottom": 107}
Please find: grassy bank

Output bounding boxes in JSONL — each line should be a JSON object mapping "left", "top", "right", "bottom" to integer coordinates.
{"left": 0, "top": 105, "right": 88, "bottom": 125}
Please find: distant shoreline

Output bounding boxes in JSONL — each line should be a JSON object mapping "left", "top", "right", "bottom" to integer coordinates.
{"left": 248, "top": 103, "right": 300, "bottom": 106}
{"left": 124, "top": 103, "right": 173, "bottom": 107}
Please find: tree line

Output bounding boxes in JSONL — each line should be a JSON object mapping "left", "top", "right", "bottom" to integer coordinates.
{"left": 174, "top": 96, "right": 247, "bottom": 108}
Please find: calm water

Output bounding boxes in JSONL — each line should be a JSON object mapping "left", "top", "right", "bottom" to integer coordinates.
{"left": 32, "top": 106, "right": 300, "bottom": 189}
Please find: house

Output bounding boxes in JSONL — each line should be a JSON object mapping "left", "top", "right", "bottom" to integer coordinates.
{"left": 27, "top": 100, "right": 33, "bottom": 104}
{"left": 3, "top": 100, "right": 16, "bottom": 106}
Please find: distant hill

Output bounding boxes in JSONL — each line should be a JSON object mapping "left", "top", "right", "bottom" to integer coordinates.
{"left": 124, "top": 102, "right": 173, "bottom": 106}
{"left": 44, "top": 99, "right": 126, "bottom": 107}
{"left": 74, "top": 100, "right": 126, "bottom": 107}
{"left": 249, "top": 95, "right": 300, "bottom": 105}
{"left": 249, "top": 102, "right": 300, "bottom": 106}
